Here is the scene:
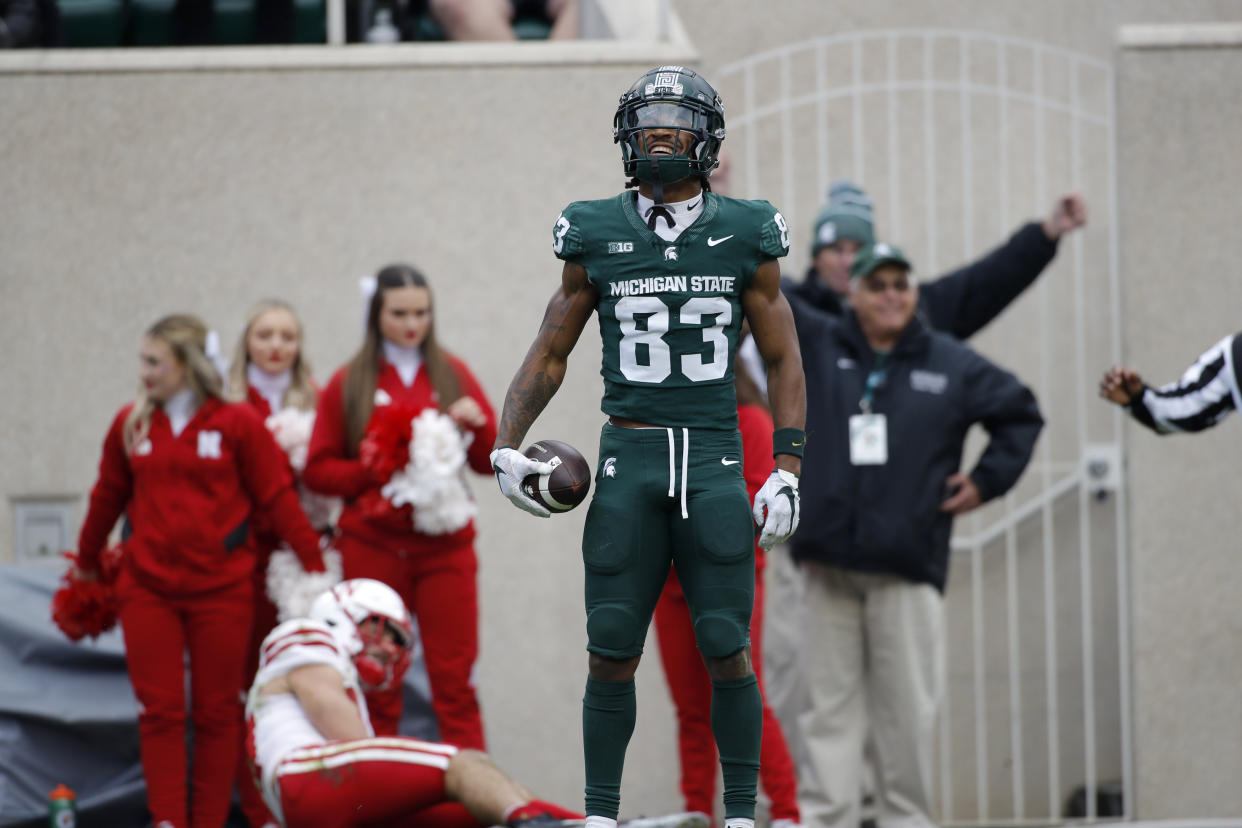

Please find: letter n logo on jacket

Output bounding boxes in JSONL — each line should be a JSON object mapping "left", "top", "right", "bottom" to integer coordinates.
{"left": 197, "top": 431, "right": 223, "bottom": 459}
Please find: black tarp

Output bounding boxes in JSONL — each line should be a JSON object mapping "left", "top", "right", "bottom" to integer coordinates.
{"left": 0, "top": 563, "right": 438, "bottom": 828}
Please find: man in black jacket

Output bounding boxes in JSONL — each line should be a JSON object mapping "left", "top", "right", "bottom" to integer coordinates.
{"left": 757, "top": 180, "right": 1084, "bottom": 815}
{"left": 789, "top": 244, "right": 1043, "bottom": 828}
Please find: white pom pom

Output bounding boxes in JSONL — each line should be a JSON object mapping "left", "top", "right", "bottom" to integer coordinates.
{"left": 379, "top": 409, "right": 477, "bottom": 535}
{"left": 265, "top": 408, "right": 317, "bottom": 471}
{"left": 266, "top": 546, "right": 343, "bottom": 622}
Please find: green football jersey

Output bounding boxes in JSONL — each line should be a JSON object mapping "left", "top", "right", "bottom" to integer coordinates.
{"left": 553, "top": 190, "right": 790, "bottom": 430}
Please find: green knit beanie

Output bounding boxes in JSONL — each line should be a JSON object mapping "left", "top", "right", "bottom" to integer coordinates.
{"left": 810, "top": 179, "right": 875, "bottom": 255}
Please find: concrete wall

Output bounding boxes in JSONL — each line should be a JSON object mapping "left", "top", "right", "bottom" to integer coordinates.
{"left": 1116, "top": 23, "right": 1242, "bottom": 818}
{"left": 2, "top": 0, "right": 1242, "bottom": 821}
{"left": 0, "top": 41, "right": 704, "bottom": 815}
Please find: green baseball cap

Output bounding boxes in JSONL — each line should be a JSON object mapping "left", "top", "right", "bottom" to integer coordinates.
{"left": 850, "top": 242, "right": 912, "bottom": 280}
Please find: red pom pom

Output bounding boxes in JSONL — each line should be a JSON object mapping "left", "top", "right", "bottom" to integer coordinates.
{"left": 51, "top": 548, "right": 121, "bottom": 642}
{"left": 358, "top": 403, "right": 416, "bottom": 483}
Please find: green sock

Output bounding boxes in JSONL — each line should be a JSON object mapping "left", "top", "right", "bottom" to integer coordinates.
{"left": 582, "top": 676, "right": 636, "bottom": 819}
{"left": 711, "top": 674, "right": 762, "bottom": 820}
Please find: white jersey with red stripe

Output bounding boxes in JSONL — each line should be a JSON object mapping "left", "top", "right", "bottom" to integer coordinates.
{"left": 246, "top": 619, "right": 374, "bottom": 798}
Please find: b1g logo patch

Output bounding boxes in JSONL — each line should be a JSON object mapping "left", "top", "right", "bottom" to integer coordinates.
{"left": 608, "top": 242, "right": 634, "bottom": 254}
{"left": 197, "top": 430, "right": 223, "bottom": 459}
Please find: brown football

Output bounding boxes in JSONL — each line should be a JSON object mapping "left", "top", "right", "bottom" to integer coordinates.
{"left": 521, "top": 439, "right": 592, "bottom": 513}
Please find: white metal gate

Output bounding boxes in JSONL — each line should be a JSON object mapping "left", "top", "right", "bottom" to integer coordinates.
{"left": 717, "top": 30, "right": 1129, "bottom": 824}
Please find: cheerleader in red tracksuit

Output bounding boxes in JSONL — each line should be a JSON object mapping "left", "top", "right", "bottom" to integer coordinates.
{"left": 652, "top": 352, "right": 803, "bottom": 828}
{"left": 225, "top": 299, "right": 327, "bottom": 828}
{"left": 74, "top": 314, "right": 326, "bottom": 828}
{"left": 304, "top": 263, "right": 497, "bottom": 748}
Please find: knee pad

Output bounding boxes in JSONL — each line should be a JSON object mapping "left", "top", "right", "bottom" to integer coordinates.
{"left": 693, "top": 612, "right": 747, "bottom": 659}
{"left": 586, "top": 605, "right": 641, "bottom": 656}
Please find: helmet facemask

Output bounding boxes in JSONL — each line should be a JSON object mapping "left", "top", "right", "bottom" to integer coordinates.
{"left": 353, "top": 613, "right": 413, "bottom": 693}
{"left": 309, "top": 578, "right": 415, "bottom": 693}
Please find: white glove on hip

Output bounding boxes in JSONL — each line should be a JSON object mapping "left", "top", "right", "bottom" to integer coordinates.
{"left": 752, "top": 469, "right": 800, "bottom": 549}
{"left": 490, "top": 447, "right": 554, "bottom": 518}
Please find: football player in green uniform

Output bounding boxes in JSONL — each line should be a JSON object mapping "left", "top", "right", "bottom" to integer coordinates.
{"left": 490, "top": 66, "right": 806, "bottom": 828}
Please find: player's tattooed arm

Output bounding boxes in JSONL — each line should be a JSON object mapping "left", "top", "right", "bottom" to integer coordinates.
{"left": 742, "top": 258, "right": 806, "bottom": 476}
{"left": 495, "top": 261, "right": 598, "bottom": 449}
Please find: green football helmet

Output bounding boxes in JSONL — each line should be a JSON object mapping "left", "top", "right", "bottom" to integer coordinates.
{"left": 613, "top": 65, "right": 726, "bottom": 186}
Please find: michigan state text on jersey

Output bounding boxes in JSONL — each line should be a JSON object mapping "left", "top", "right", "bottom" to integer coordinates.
{"left": 553, "top": 192, "right": 790, "bottom": 430}
{"left": 490, "top": 66, "right": 806, "bottom": 828}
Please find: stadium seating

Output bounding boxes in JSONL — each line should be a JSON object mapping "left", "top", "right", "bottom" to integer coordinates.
{"left": 59, "top": 0, "right": 548, "bottom": 46}
{"left": 59, "top": 0, "right": 127, "bottom": 46}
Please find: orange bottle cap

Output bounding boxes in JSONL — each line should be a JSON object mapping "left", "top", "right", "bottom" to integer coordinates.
{"left": 49, "top": 783, "right": 76, "bottom": 800}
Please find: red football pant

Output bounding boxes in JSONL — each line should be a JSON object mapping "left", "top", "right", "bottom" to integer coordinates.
{"left": 338, "top": 533, "right": 485, "bottom": 749}
{"left": 238, "top": 548, "right": 281, "bottom": 828}
{"left": 116, "top": 569, "right": 253, "bottom": 828}
{"left": 274, "top": 737, "right": 480, "bottom": 828}
{"left": 653, "top": 566, "right": 801, "bottom": 823}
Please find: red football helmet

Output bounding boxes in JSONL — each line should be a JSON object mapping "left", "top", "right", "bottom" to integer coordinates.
{"left": 308, "top": 578, "right": 414, "bottom": 692}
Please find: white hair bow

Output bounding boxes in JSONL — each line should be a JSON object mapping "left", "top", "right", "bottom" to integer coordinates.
{"left": 204, "top": 330, "right": 229, "bottom": 382}
{"left": 359, "top": 275, "right": 378, "bottom": 332}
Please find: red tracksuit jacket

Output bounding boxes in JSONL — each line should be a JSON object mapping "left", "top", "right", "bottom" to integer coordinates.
{"left": 243, "top": 385, "right": 329, "bottom": 549}
{"left": 78, "top": 397, "right": 324, "bottom": 595}
{"left": 304, "top": 355, "right": 497, "bottom": 550}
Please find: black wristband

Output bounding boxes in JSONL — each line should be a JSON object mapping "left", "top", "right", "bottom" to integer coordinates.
{"left": 773, "top": 427, "right": 807, "bottom": 458}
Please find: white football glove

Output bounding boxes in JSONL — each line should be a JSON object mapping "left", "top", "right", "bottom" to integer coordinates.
{"left": 752, "top": 469, "right": 800, "bottom": 549}
{"left": 490, "top": 447, "right": 555, "bottom": 518}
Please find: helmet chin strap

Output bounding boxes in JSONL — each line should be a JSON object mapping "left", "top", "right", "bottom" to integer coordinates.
{"left": 645, "top": 157, "right": 675, "bottom": 231}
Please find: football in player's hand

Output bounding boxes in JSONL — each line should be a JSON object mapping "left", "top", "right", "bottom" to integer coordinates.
{"left": 522, "top": 440, "right": 592, "bottom": 513}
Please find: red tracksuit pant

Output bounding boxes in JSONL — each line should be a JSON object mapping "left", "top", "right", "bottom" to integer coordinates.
{"left": 237, "top": 548, "right": 281, "bottom": 828}
{"left": 116, "top": 569, "right": 253, "bottom": 828}
{"left": 338, "top": 532, "right": 485, "bottom": 749}
{"left": 653, "top": 567, "right": 801, "bottom": 823}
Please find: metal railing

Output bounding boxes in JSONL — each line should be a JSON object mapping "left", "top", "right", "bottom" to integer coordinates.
{"left": 718, "top": 30, "right": 1129, "bottom": 824}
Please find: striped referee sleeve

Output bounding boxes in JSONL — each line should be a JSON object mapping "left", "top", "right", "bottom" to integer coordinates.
{"left": 1129, "top": 332, "right": 1242, "bottom": 433}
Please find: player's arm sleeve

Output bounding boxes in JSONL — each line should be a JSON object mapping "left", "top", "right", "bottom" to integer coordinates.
{"left": 757, "top": 200, "right": 792, "bottom": 266}
{"left": 259, "top": 620, "right": 347, "bottom": 677}
{"left": 77, "top": 412, "right": 133, "bottom": 572}
{"left": 302, "top": 371, "right": 375, "bottom": 498}
{"left": 963, "top": 351, "right": 1045, "bottom": 501}
{"left": 1126, "top": 332, "right": 1242, "bottom": 434}
{"left": 552, "top": 203, "right": 588, "bottom": 262}
{"left": 919, "top": 222, "right": 1057, "bottom": 339}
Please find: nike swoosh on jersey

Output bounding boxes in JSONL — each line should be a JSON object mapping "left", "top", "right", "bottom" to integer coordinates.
{"left": 721, "top": 457, "right": 740, "bottom": 465}
{"left": 707, "top": 235, "right": 735, "bottom": 247}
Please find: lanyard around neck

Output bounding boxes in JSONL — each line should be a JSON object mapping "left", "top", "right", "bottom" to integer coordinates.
{"left": 859, "top": 352, "right": 889, "bottom": 413}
